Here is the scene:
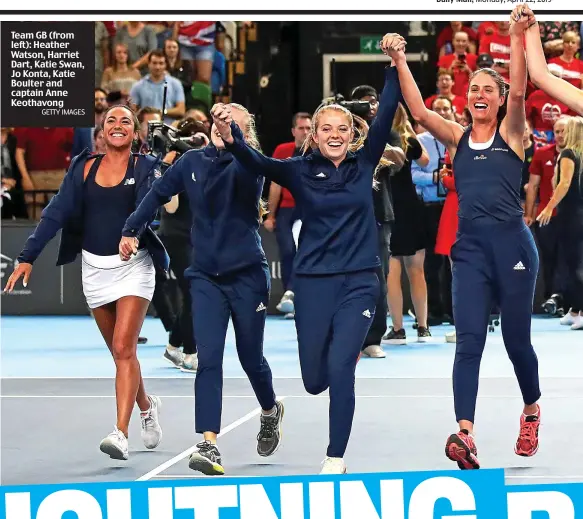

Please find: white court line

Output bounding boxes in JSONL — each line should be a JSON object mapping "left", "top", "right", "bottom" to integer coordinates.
{"left": 135, "top": 396, "right": 287, "bottom": 482}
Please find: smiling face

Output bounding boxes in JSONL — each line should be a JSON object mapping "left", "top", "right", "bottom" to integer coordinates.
{"left": 467, "top": 70, "right": 506, "bottom": 123}
{"left": 102, "top": 106, "right": 138, "bottom": 150}
{"left": 312, "top": 107, "right": 354, "bottom": 163}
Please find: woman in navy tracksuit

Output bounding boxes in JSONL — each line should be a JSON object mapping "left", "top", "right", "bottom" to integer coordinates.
{"left": 392, "top": 13, "right": 542, "bottom": 470}
{"left": 120, "top": 103, "right": 283, "bottom": 477}
{"left": 4, "top": 105, "right": 167, "bottom": 462}
{"left": 211, "top": 33, "right": 405, "bottom": 474}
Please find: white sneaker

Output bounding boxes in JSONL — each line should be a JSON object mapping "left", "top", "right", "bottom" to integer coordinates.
{"left": 100, "top": 427, "right": 129, "bottom": 460}
{"left": 140, "top": 395, "right": 162, "bottom": 449}
{"left": 361, "top": 345, "right": 386, "bottom": 358}
{"left": 560, "top": 311, "right": 575, "bottom": 326}
{"left": 164, "top": 345, "right": 184, "bottom": 368}
{"left": 276, "top": 291, "right": 295, "bottom": 314}
{"left": 445, "top": 331, "right": 456, "bottom": 343}
{"left": 320, "top": 456, "right": 347, "bottom": 474}
{"left": 180, "top": 353, "right": 198, "bottom": 373}
{"left": 571, "top": 315, "right": 583, "bottom": 330}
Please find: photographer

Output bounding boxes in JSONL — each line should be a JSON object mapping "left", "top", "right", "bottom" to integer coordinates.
{"left": 350, "top": 84, "right": 405, "bottom": 357}
{"left": 151, "top": 117, "right": 210, "bottom": 373}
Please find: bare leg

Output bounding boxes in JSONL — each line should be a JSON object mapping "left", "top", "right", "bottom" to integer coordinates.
{"left": 387, "top": 256, "right": 404, "bottom": 330}
{"left": 403, "top": 249, "right": 428, "bottom": 329}
{"left": 92, "top": 301, "right": 149, "bottom": 430}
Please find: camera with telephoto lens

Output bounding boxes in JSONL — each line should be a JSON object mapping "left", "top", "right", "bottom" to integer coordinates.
{"left": 335, "top": 93, "right": 372, "bottom": 119}
{"left": 146, "top": 117, "right": 207, "bottom": 160}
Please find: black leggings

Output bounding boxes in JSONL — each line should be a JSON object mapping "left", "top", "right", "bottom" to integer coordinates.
{"left": 557, "top": 208, "right": 583, "bottom": 313}
{"left": 162, "top": 234, "right": 197, "bottom": 354}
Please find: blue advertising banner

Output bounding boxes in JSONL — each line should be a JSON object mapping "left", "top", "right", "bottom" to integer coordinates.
{"left": 1, "top": 468, "right": 579, "bottom": 519}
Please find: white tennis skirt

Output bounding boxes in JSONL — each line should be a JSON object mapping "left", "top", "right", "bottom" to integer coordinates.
{"left": 81, "top": 249, "right": 156, "bottom": 309}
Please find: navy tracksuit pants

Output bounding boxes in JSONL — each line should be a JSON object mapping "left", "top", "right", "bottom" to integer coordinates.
{"left": 274, "top": 207, "right": 297, "bottom": 292}
{"left": 294, "top": 269, "right": 379, "bottom": 458}
{"left": 451, "top": 218, "right": 541, "bottom": 423}
{"left": 189, "top": 263, "right": 276, "bottom": 433}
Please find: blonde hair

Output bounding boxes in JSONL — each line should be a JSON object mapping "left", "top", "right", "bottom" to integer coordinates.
{"left": 391, "top": 103, "right": 415, "bottom": 154}
{"left": 553, "top": 116, "right": 583, "bottom": 189}
{"left": 228, "top": 103, "right": 267, "bottom": 219}
{"left": 300, "top": 103, "right": 389, "bottom": 188}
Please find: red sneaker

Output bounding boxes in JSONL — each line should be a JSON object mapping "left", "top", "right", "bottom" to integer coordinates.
{"left": 445, "top": 430, "right": 480, "bottom": 470}
{"left": 515, "top": 405, "right": 540, "bottom": 457}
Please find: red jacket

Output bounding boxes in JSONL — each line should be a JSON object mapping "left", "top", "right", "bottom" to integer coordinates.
{"left": 272, "top": 142, "right": 297, "bottom": 208}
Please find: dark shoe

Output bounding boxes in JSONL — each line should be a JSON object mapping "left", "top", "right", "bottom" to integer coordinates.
{"left": 188, "top": 441, "right": 225, "bottom": 475}
{"left": 381, "top": 327, "right": 406, "bottom": 345}
{"left": 257, "top": 400, "right": 284, "bottom": 457}
{"left": 417, "top": 326, "right": 432, "bottom": 342}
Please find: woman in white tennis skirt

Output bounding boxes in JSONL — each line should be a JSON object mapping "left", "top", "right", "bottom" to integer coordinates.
{"left": 5, "top": 105, "right": 170, "bottom": 462}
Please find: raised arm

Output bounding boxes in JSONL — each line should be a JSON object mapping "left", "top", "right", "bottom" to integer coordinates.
{"left": 500, "top": 11, "right": 529, "bottom": 155}
{"left": 211, "top": 105, "right": 301, "bottom": 192}
{"left": 521, "top": 5, "right": 583, "bottom": 115}
{"left": 361, "top": 64, "right": 402, "bottom": 166}
{"left": 121, "top": 151, "right": 187, "bottom": 242}
{"left": 391, "top": 43, "right": 465, "bottom": 153}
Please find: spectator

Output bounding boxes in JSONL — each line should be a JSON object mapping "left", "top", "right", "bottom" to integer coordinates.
{"left": 548, "top": 31, "right": 583, "bottom": 88}
{"left": 436, "top": 22, "right": 477, "bottom": 57}
{"left": 478, "top": 21, "right": 511, "bottom": 81}
{"left": 93, "top": 127, "right": 106, "bottom": 154}
{"left": 13, "top": 127, "right": 74, "bottom": 219}
{"left": 94, "top": 88, "right": 109, "bottom": 129}
{"left": 384, "top": 104, "right": 432, "bottom": 345}
{"left": 526, "top": 87, "right": 575, "bottom": 148}
{"left": 424, "top": 70, "right": 467, "bottom": 117}
{"left": 95, "top": 21, "right": 109, "bottom": 87}
{"left": 525, "top": 117, "right": 568, "bottom": 312}
{"left": 538, "top": 21, "right": 581, "bottom": 58}
{"left": 434, "top": 150, "right": 457, "bottom": 343}
{"left": 520, "top": 120, "right": 535, "bottom": 209}
{"left": 135, "top": 107, "right": 163, "bottom": 153}
{"left": 437, "top": 31, "right": 478, "bottom": 97}
{"left": 114, "top": 21, "right": 157, "bottom": 75}
{"left": 101, "top": 43, "right": 142, "bottom": 101}
{"left": 264, "top": 112, "right": 312, "bottom": 318}
{"left": 71, "top": 88, "right": 109, "bottom": 158}
{"left": 536, "top": 115, "right": 583, "bottom": 330}
{"left": 412, "top": 96, "right": 456, "bottom": 327}
{"left": 146, "top": 21, "right": 173, "bottom": 48}
{"left": 129, "top": 50, "right": 185, "bottom": 125}
{"left": 163, "top": 37, "right": 194, "bottom": 98}
{"left": 1, "top": 128, "right": 27, "bottom": 219}
{"left": 185, "top": 108, "right": 211, "bottom": 134}
{"left": 173, "top": 21, "right": 216, "bottom": 85}
{"left": 473, "top": 21, "right": 498, "bottom": 46}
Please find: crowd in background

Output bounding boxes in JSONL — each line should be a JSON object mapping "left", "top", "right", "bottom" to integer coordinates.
{"left": 1, "top": 20, "right": 235, "bottom": 220}
{"left": 2, "top": 20, "right": 582, "bottom": 367}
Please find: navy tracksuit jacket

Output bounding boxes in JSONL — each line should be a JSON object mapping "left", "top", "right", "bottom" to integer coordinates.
{"left": 123, "top": 145, "right": 276, "bottom": 433}
{"left": 16, "top": 149, "right": 168, "bottom": 272}
{"left": 450, "top": 126, "right": 541, "bottom": 423}
{"left": 224, "top": 65, "right": 402, "bottom": 457}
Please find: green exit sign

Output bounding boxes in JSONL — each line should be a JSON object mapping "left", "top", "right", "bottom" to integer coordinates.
{"left": 360, "top": 36, "right": 383, "bottom": 54}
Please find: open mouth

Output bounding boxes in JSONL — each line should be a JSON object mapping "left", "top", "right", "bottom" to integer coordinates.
{"left": 474, "top": 102, "right": 488, "bottom": 112}
{"left": 109, "top": 131, "right": 127, "bottom": 138}
{"left": 327, "top": 141, "right": 342, "bottom": 149}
